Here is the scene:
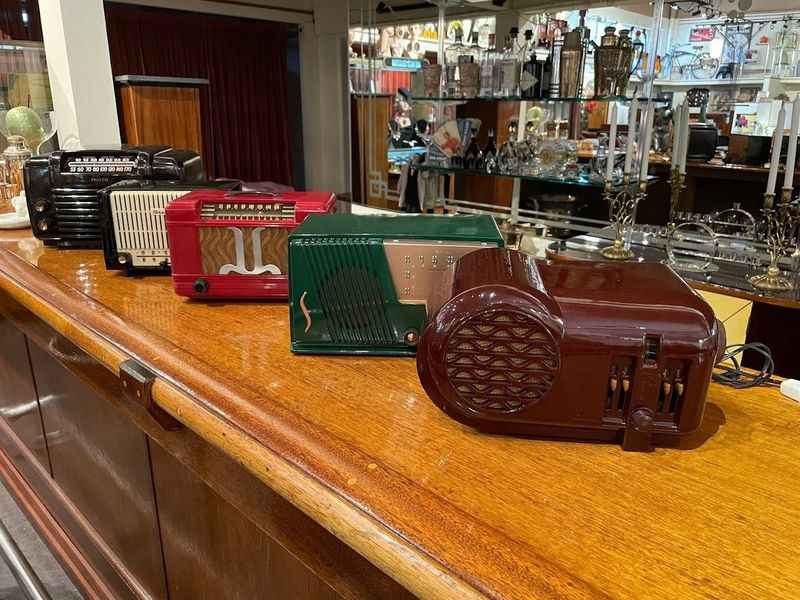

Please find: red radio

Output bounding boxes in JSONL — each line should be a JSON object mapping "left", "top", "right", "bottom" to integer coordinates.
{"left": 165, "top": 189, "right": 336, "bottom": 298}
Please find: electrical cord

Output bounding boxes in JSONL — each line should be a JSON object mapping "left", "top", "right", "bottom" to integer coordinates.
{"left": 712, "top": 343, "right": 778, "bottom": 389}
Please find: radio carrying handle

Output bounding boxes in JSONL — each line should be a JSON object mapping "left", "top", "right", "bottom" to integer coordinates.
{"left": 225, "top": 191, "right": 280, "bottom": 198}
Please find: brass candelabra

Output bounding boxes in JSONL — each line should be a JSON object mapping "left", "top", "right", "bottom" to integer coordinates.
{"left": 749, "top": 189, "right": 798, "bottom": 291}
{"left": 667, "top": 167, "right": 685, "bottom": 233}
{"left": 601, "top": 174, "right": 643, "bottom": 261}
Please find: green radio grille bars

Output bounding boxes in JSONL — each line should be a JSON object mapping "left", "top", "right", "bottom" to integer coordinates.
{"left": 289, "top": 214, "right": 504, "bottom": 355}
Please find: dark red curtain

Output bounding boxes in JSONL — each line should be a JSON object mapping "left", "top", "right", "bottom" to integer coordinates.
{"left": 104, "top": 3, "right": 292, "bottom": 184}
{"left": 0, "top": 0, "right": 41, "bottom": 41}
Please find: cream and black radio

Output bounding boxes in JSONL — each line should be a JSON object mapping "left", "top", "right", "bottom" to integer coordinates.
{"left": 99, "top": 180, "right": 240, "bottom": 274}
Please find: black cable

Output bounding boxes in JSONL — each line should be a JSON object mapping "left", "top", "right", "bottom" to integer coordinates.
{"left": 712, "top": 343, "right": 778, "bottom": 389}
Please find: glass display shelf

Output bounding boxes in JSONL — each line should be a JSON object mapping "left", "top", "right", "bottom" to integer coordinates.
{"left": 416, "top": 163, "right": 656, "bottom": 188}
{"left": 411, "top": 95, "right": 670, "bottom": 104}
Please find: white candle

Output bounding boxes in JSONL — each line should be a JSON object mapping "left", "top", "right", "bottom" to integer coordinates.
{"left": 784, "top": 96, "right": 800, "bottom": 190}
{"left": 606, "top": 102, "right": 618, "bottom": 181}
{"left": 671, "top": 104, "right": 682, "bottom": 170}
{"left": 639, "top": 102, "right": 655, "bottom": 182}
{"left": 624, "top": 98, "right": 638, "bottom": 175}
{"left": 767, "top": 101, "right": 786, "bottom": 195}
{"left": 678, "top": 100, "right": 690, "bottom": 174}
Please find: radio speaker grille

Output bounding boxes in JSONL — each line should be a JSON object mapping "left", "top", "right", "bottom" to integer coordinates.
{"left": 111, "top": 190, "right": 190, "bottom": 265}
{"left": 53, "top": 191, "right": 101, "bottom": 236}
{"left": 444, "top": 310, "right": 559, "bottom": 413}
{"left": 299, "top": 238, "right": 396, "bottom": 346}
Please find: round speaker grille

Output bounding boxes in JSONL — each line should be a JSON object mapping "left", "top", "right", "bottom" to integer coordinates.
{"left": 444, "top": 309, "right": 559, "bottom": 413}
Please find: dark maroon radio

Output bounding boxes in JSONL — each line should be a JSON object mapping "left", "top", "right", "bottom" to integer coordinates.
{"left": 417, "top": 248, "right": 725, "bottom": 451}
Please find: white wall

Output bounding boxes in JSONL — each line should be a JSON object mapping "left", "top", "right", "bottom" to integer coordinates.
{"left": 300, "top": 0, "right": 350, "bottom": 193}
{"left": 39, "top": 0, "right": 120, "bottom": 147}
{"left": 39, "top": 0, "right": 348, "bottom": 191}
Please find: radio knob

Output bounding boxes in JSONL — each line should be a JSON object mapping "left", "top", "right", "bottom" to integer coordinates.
{"left": 33, "top": 199, "right": 48, "bottom": 213}
{"left": 193, "top": 278, "right": 209, "bottom": 294}
{"left": 37, "top": 218, "right": 51, "bottom": 232}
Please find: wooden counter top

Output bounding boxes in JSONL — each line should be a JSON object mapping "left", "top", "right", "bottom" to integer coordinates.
{"left": 0, "top": 229, "right": 799, "bottom": 599}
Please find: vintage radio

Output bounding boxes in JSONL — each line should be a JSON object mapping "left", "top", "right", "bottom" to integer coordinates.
{"left": 99, "top": 180, "right": 241, "bottom": 275}
{"left": 288, "top": 214, "right": 504, "bottom": 355}
{"left": 417, "top": 248, "right": 726, "bottom": 451}
{"left": 24, "top": 145, "right": 203, "bottom": 248}
{"left": 166, "top": 189, "right": 336, "bottom": 298}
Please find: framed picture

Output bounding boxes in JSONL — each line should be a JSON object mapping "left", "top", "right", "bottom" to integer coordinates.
{"left": 689, "top": 26, "right": 715, "bottom": 42}
{"left": 722, "top": 23, "right": 753, "bottom": 65}
{"left": 744, "top": 44, "right": 768, "bottom": 68}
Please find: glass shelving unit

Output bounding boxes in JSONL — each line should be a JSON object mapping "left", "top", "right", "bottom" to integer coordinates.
{"left": 417, "top": 163, "right": 657, "bottom": 188}
{"left": 412, "top": 95, "right": 670, "bottom": 103}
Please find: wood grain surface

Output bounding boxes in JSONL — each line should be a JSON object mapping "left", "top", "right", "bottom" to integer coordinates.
{"left": 119, "top": 85, "right": 203, "bottom": 157}
{"left": 0, "top": 229, "right": 798, "bottom": 599}
{"left": 199, "top": 226, "right": 288, "bottom": 275}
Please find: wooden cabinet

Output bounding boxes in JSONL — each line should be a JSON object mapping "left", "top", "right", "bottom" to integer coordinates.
{"left": 117, "top": 76, "right": 206, "bottom": 157}
{"left": 454, "top": 100, "right": 516, "bottom": 208}
{"left": 150, "top": 444, "right": 340, "bottom": 600}
{"left": 27, "top": 337, "right": 169, "bottom": 599}
{"left": 0, "top": 290, "right": 411, "bottom": 600}
{"left": 0, "top": 315, "right": 49, "bottom": 480}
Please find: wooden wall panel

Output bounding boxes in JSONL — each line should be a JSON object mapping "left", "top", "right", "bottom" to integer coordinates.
{"left": 119, "top": 85, "right": 203, "bottom": 156}
{"left": 351, "top": 95, "right": 394, "bottom": 208}
{"left": 149, "top": 442, "right": 342, "bottom": 600}
{"left": 28, "top": 338, "right": 168, "bottom": 599}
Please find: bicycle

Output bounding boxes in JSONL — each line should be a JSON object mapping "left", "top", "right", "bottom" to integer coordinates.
{"left": 657, "top": 44, "right": 719, "bottom": 80}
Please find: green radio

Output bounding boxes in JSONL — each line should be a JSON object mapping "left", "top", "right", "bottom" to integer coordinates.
{"left": 288, "top": 214, "right": 504, "bottom": 355}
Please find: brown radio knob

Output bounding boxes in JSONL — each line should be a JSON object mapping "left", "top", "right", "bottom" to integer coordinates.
{"left": 33, "top": 199, "right": 48, "bottom": 213}
{"left": 37, "top": 218, "right": 51, "bottom": 232}
{"left": 193, "top": 278, "right": 209, "bottom": 294}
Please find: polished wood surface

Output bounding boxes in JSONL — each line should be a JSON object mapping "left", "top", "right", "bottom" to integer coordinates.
{"left": 119, "top": 85, "right": 203, "bottom": 156}
{"left": 0, "top": 229, "right": 799, "bottom": 599}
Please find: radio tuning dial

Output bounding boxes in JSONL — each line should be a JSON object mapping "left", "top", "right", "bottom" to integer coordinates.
{"left": 33, "top": 199, "right": 48, "bottom": 213}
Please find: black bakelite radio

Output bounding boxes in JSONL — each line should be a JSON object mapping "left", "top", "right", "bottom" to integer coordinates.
{"left": 99, "top": 179, "right": 240, "bottom": 275}
{"left": 24, "top": 145, "right": 203, "bottom": 248}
